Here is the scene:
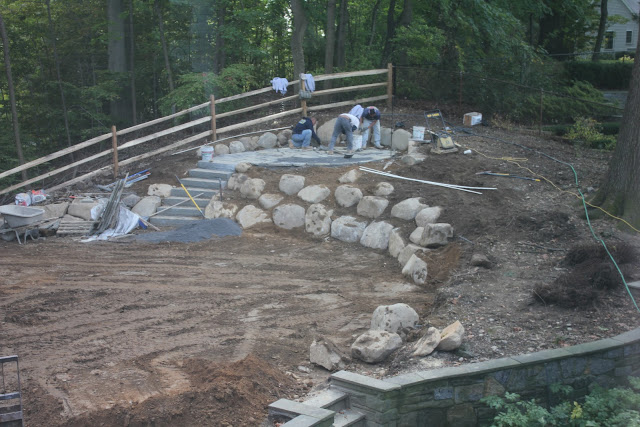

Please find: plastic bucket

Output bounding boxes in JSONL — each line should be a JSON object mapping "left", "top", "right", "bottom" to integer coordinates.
{"left": 201, "top": 145, "right": 214, "bottom": 161}
{"left": 352, "top": 134, "right": 363, "bottom": 150}
{"left": 413, "top": 126, "right": 425, "bottom": 140}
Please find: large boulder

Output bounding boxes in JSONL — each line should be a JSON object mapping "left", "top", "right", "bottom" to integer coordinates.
{"left": 391, "top": 197, "right": 428, "bottom": 220}
{"left": 357, "top": 196, "right": 389, "bottom": 219}
{"left": 258, "top": 193, "right": 284, "bottom": 210}
{"left": 351, "top": 330, "right": 403, "bottom": 363}
{"left": 373, "top": 182, "right": 394, "bottom": 196}
{"left": 317, "top": 118, "right": 337, "bottom": 144}
{"left": 204, "top": 200, "right": 238, "bottom": 219}
{"left": 279, "top": 174, "right": 306, "bottom": 195}
{"left": 330, "top": 216, "right": 367, "bottom": 243}
{"left": 298, "top": 185, "right": 331, "bottom": 203}
{"left": 132, "top": 196, "right": 161, "bottom": 218}
{"left": 334, "top": 185, "right": 363, "bottom": 208}
{"left": 419, "top": 223, "right": 454, "bottom": 247}
{"left": 381, "top": 127, "right": 392, "bottom": 147}
{"left": 235, "top": 162, "right": 252, "bottom": 173}
{"left": 239, "top": 178, "right": 266, "bottom": 199}
{"left": 310, "top": 337, "right": 349, "bottom": 371}
{"left": 226, "top": 173, "right": 248, "bottom": 191}
{"left": 401, "top": 254, "right": 428, "bottom": 285}
{"left": 409, "top": 227, "right": 423, "bottom": 245}
{"left": 148, "top": 183, "right": 172, "bottom": 197}
{"left": 436, "top": 321, "right": 465, "bottom": 351}
{"left": 272, "top": 204, "right": 306, "bottom": 229}
{"left": 68, "top": 198, "right": 100, "bottom": 221}
{"left": 338, "top": 169, "right": 362, "bottom": 184}
{"left": 229, "top": 140, "right": 245, "bottom": 153}
{"left": 360, "top": 221, "right": 394, "bottom": 250}
{"left": 42, "top": 202, "right": 69, "bottom": 219}
{"left": 214, "top": 144, "right": 230, "bottom": 156}
{"left": 413, "top": 327, "right": 441, "bottom": 357}
{"left": 305, "top": 204, "right": 333, "bottom": 238}
{"left": 258, "top": 132, "right": 278, "bottom": 149}
{"left": 388, "top": 228, "right": 406, "bottom": 258}
{"left": 240, "top": 136, "right": 258, "bottom": 151}
{"left": 235, "top": 205, "right": 271, "bottom": 229}
{"left": 391, "top": 129, "right": 411, "bottom": 151}
{"left": 370, "top": 303, "right": 419, "bottom": 334}
{"left": 398, "top": 244, "right": 427, "bottom": 267}
{"left": 415, "top": 207, "right": 443, "bottom": 227}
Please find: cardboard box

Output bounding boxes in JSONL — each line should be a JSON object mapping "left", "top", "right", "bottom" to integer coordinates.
{"left": 463, "top": 112, "right": 482, "bottom": 126}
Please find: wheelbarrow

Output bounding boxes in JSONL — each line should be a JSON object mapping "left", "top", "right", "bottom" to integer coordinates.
{"left": 0, "top": 205, "right": 46, "bottom": 244}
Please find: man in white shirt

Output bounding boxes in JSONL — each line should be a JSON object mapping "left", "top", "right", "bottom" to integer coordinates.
{"left": 328, "top": 113, "right": 360, "bottom": 157}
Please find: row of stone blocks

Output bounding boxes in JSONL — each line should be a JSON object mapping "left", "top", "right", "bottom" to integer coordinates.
{"left": 269, "top": 327, "right": 640, "bottom": 426}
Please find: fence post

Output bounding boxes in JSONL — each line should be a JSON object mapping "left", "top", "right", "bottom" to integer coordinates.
{"left": 300, "top": 74, "right": 308, "bottom": 117}
{"left": 387, "top": 63, "right": 393, "bottom": 108}
{"left": 111, "top": 125, "right": 118, "bottom": 178}
{"left": 210, "top": 94, "right": 217, "bottom": 141}
{"left": 539, "top": 88, "right": 543, "bottom": 135}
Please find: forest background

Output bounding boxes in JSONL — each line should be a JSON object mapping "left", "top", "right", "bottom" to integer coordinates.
{"left": 0, "top": 0, "right": 634, "bottom": 180}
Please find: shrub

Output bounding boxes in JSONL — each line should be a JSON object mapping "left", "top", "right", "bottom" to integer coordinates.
{"left": 565, "top": 117, "right": 617, "bottom": 150}
{"left": 482, "top": 378, "right": 640, "bottom": 426}
{"left": 564, "top": 60, "right": 633, "bottom": 89}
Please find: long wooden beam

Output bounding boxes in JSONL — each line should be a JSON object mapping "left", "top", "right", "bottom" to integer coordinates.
{"left": 307, "top": 95, "right": 389, "bottom": 112}
{"left": 216, "top": 108, "right": 303, "bottom": 134}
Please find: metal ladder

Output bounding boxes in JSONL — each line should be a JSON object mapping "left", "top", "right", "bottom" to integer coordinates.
{"left": 0, "top": 356, "right": 23, "bottom": 427}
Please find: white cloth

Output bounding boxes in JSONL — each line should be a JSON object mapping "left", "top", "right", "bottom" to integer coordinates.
{"left": 348, "top": 104, "right": 363, "bottom": 119}
{"left": 270, "top": 77, "right": 289, "bottom": 94}
{"left": 301, "top": 73, "right": 315, "bottom": 92}
{"left": 341, "top": 113, "right": 360, "bottom": 130}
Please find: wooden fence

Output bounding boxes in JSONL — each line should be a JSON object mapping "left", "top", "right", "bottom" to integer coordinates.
{"left": 0, "top": 65, "right": 393, "bottom": 196}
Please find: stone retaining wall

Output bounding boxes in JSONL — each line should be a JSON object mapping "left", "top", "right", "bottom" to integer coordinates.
{"left": 327, "top": 328, "right": 640, "bottom": 426}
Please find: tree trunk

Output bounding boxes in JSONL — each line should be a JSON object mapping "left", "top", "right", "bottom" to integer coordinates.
{"left": 214, "top": 4, "right": 226, "bottom": 74}
{"left": 47, "top": 0, "right": 74, "bottom": 160}
{"left": 368, "top": 0, "right": 381, "bottom": 46}
{"left": 593, "top": 19, "right": 640, "bottom": 229}
{"left": 394, "top": 0, "right": 412, "bottom": 66}
{"left": 0, "top": 11, "right": 27, "bottom": 182}
{"left": 290, "top": 0, "right": 308, "bottom": 92}
{"left": 382, "top": 0, "right": 397, "bottom": 65}
{"left": 324, "top": 0, "right": 336, "bottom": 75}
{"left": 129, "top": 0, "right": 137, "bottom": 125}
{"left": 336, "top": 0, "right": 347, "bottom": 68}
{"left": 592, "top": 0, "right": 608, "bottom": 61}
{"left": 108, "top": 0, "right": 130, "bottom": 122}
{"left": 154, "top": 0, "right": 174, "bottom": 112}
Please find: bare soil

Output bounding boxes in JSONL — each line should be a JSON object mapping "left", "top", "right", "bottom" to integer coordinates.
{"left": 1, "top": 104, "right": 639, "bottom": 426}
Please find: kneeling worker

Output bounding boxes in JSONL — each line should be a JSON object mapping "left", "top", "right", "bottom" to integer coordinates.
{"left": 290, "top": 117, "right": 321, "bottom": 150}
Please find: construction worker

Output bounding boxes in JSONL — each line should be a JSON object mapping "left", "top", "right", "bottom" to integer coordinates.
{"left": 360, "top": 106, "right": 382, "bottom": 149}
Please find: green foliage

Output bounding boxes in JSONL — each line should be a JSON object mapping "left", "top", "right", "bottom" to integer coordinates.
{"left": 566, "top": 117, "right": 617, "bottom": 150}
{"left": 565, "top": 60, "right": 634, "bottom": 89}
{"left": 482, "top": 378, "right": 640, "bottom": 427}
{"left": 392, "top": 18, "right": 445, "bottom": 66}
{"left": 158, "top": 64, "right": 258, "bottom": 115}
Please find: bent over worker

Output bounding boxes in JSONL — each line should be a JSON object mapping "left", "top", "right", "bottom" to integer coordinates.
{"left": 290, "top": 117, "right": 321, "bottom": 149}
{"left": 361, "top": 106, "right": 382, "bottom": 149}
{"left": 328, "top": 113, "right": 360, "bottom": 156}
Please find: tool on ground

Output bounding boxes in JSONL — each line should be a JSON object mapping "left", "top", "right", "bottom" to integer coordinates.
{"left": 424, "top": 110, "right": 458, "bottom": 154}
{"left": 175, "top": 175, "right": 205, "bottom": 218}
{"left": 148, "top": 192, "right": 205, "bottom": 218}
{"left": 0, "top": 355, "right": 24, "bottom": 426}
{"left": 97, "top": 169, "right": 150, "bottom": 191}
{"left": 476, "top": 171, "right": 540, "bottom": 182}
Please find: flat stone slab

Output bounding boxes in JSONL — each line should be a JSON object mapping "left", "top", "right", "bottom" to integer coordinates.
{"left": 209, "top": 146, "right": 394, "bottom": 170}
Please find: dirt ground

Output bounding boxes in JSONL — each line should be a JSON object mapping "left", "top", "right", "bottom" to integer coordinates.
{"left": 1, "top": 103, "right": 640, "bottom": 426}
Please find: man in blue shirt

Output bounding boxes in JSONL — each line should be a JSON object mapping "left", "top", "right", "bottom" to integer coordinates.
{"left": 361, "top": 106, "right": 382, "bottom": 149}
{"left": 290, "top": 117, "right": 321, "bottom": 150}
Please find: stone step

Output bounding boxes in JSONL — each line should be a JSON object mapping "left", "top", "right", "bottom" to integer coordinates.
{"left": 304, "top": 390, "right": 349, "bottom": 413}
{"left": 154, "top": 205, "right": 203, "bottom": 218}
{"left": 198, "top": 160, "right": 237, "bottom": 172}
{"left": 179, "top": 177, "right": 223, "bottom": 190}
{"left": 332, "top": 409, "right": 366, "bottom": 427}
{"left": 163, "top": 196, "right": 210, "bottom": 209}
{"left": 148, "top": 215, "right": 202, "bottom": 228}
{"left": 170, "top": 187, "right": 219, "bottom": 199}
{"left": 188, "top": 168, "right": 233, "bottom": 180}
{"left": 269, "top": 399, "right": 334, "bottom": 426}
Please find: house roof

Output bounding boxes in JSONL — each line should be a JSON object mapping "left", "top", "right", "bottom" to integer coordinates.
{"left": 620, "top": 0, "right": 640, "bottom": 15}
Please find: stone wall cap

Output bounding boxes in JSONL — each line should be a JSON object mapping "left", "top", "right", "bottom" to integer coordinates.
{"left": 331, "top": 370, "right": 400, "bottom": 392}
{"left": 269, "top": 398, "right": 335, "bottom": 421}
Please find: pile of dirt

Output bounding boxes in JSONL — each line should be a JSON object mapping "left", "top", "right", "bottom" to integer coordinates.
{"left": 28, "top": 355, "right": 304, "bottom": 427}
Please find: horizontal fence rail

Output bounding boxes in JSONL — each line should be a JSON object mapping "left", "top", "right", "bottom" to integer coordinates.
{"left": 1, "top": 67, "right": 392, "bottom": 196}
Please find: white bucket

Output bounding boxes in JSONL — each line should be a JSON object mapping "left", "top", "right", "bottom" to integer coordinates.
{"left": 352, "top": 134, "right": 363, "bottom": 150}
{"left": 413, "top": 126, "right": 425, "bottom": 140}
{"left": 201, "top": 145, "right": 214, "bottom": 161}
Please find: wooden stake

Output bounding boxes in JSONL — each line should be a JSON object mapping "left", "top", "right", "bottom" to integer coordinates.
{"left": 301, "top": 74, "right": 308, "bottom": 117}
{"left": 210, "top": 94, "right": 217, "bottom": 141}
{"left": 111, "top": 125, "right": 118, "bottom": 179}
{"left": 387, "top": 63, "right": 393, "bottom": 108}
